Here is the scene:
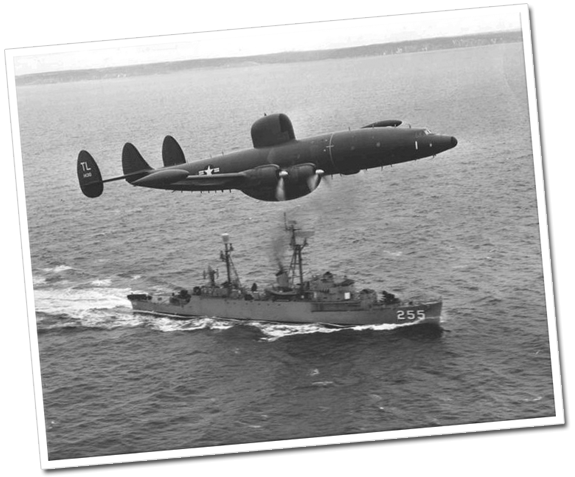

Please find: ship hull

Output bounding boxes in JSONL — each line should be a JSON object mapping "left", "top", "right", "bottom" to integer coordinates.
{"left": 128, "top": 295, "right": 442, "bottom": 327}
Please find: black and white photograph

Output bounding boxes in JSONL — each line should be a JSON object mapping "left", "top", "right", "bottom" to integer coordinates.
{"left": 1, "top": 1, "right": 571, "bottom": 475}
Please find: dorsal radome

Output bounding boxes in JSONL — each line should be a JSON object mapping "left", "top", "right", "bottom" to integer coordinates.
{"left": 251, "top": 113, "right": 296, "bottom": 148}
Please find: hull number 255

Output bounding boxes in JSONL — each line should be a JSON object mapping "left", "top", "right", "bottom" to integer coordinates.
{"left": 397, "top": 309, "right": 426, "bottom": 320}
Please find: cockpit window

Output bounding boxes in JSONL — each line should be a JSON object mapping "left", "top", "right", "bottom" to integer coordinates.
{"left": 415, "top": 129, "right": 432, "bottom": 137}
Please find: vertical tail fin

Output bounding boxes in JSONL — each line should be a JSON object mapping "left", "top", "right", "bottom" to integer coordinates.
{"left": 77, "top": 150, "right": 104, "bottom": 198}
{"left": 122, "top": 143, "right": 153, "bottom": 183}
{"left": 162, "top": 135, "right": 186, "bottom": 167}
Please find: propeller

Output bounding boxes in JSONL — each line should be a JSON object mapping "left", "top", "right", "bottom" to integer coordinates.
{"left": 276, "top": 170, "right": 288, "bottom": 201}
{"left": 307, "top": 168, "right": 324, "bottom": 192}
{"left": 274, "top": 166, "right": 325, "bottom": 200}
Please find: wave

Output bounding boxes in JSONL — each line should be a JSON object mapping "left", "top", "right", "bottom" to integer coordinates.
{"left": 147, "top": 316, "right": 235, "bottom": 333}
{"left": 35, "top": 288, "right": 433, "bottom": 339}
{"left": 34, "top": 286, "right": 132, "bottom": 319}
{"left": 135, "top": 315, "right": 426, "bottom": 340}
{"left": 244, "top": 319, "right": 428, "bottom": 341}
{"left": 37, "top": 309, "right": 143, "bottom": 332}
{"left": 41, "top": 265, "right": 73, "bottom": 274}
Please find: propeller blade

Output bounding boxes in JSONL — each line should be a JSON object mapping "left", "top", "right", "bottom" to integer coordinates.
{"left": 276, "top": 176, "right": 286, "bottom": 201}
{"left": 306, "top": 168, "right": 325, "bottom": 192}
{"left": 306, "top": 173, "right": 320, "bottom": 192}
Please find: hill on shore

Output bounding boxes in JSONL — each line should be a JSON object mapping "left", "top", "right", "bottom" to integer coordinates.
{"left": 16, "top": 30, "right": 522, "bottom": 86}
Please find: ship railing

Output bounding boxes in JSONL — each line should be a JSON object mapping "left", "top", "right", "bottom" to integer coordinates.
{"left": 311, "top": 301, "right": 363, "bottom": 312}
{"left": 381, "top": 295, "right": 442, "bottom": 306}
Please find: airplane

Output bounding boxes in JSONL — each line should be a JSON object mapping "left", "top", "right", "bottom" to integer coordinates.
{"left": 77, "top": 113, "right": 457, "bottom": 202}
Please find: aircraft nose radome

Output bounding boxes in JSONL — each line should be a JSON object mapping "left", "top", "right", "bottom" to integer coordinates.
{"left": 451, "top": 136, "right": 458, "bottom": 148}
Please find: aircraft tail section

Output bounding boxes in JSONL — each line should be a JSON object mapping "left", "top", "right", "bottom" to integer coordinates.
{"left": 77, "top": 150, "right": 104, "bottom": 198}
{"left": 162, "top": 135, "right": 186, "bottom": 166}
{"left": 122, "top": 143, "right": 153, "bottom": 183}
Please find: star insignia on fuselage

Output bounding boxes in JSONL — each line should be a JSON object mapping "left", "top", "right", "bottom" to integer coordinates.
{"left": 199, "top": 165, "right": 220, "bottom": 175}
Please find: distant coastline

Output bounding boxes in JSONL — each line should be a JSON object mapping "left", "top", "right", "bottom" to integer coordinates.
{"left": 15, "top": 30, "right": 522, "bottom": 86}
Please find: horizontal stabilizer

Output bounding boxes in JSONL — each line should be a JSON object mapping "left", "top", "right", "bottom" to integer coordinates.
{"left": 122, "top": 143, "right": 153, "bottom": 183}
{"left": 132, "top": 169, "right": 189, "bottom": 187}
{"left": 77, "top": 150, "right": 104, "bottom": 198}
{"left": 162, "top": 135, "right": 186, "bottom": 167}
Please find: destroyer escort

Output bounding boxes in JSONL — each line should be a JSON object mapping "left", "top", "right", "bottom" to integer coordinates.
{"left": 127, "top": 220, "right": 442, "bottom": 327}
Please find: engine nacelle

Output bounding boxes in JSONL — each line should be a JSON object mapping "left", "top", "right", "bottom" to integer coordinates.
{"left": 242, "top": 164, "right": 282, "bottom": 187}
{"left": 241, "top": 163, "right": 321, "bottom": 201}
{"left": 284, "top": 163, "right": 316, "bottom": 184}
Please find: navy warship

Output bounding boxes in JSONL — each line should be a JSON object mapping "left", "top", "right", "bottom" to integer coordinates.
{"left": 127, "top": 220, "right": 442, "bottom": 327}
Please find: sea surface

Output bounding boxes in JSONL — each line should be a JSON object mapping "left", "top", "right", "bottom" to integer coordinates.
{"left": 15, "top": 43, "right": 557, "bottom": 462}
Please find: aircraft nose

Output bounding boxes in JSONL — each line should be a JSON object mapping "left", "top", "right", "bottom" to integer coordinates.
{"left": 451, "top": 136, "right": 458, "bottom": 148}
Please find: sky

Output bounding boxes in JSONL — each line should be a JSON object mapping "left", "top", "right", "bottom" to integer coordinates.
{"left": 10, "top": 8, "right": 521, "bottom": 76}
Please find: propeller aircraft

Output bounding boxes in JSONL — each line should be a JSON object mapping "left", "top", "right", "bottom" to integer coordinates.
{"left": 77, "top": 113, "right": 457, "bottom": 202}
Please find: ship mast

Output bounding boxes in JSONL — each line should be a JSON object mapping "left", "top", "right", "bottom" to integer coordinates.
{"left": 285, "top": 216, "right": 311, "bottom": 293}
{"left": 220, "top": 233, "right": 240, "bottom": 289}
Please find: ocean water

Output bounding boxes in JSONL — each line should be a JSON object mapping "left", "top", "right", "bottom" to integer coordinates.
{"left": 16, "top": 43, "right": 556, "bottom": 462}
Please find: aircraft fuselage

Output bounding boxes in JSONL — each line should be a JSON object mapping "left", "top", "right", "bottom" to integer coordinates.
{"left": 77, "top": 113, "right": 457, "bottom": 201}
{"left": 158, "top": 127, "right": 456, "bottom": 191}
